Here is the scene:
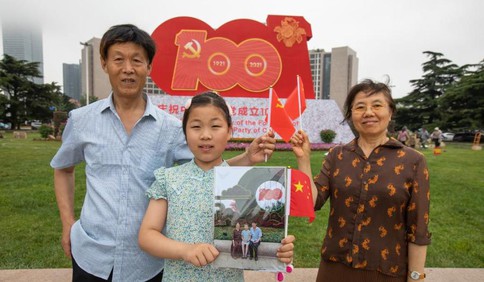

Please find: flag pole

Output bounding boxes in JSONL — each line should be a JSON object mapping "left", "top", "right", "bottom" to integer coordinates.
{"left": 297, "top": 75, "right": 302, "bottom": 130}
{"left": 265, "top": 88, "right": 273, "bottom": 162}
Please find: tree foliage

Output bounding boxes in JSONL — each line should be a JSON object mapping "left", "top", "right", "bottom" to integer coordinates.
{"left": 79, "top": 95, "right": 99, "bottom": 106}
{"left": 439, "top": 60, "right": 484, "bottom": 130}
{"left": 0, "top": 54, "right": 41, "bottom": 129}
{"left": 0, "top": 54, "right": 77, "bottom": 129}
{"left": 395, "top": 51, "right": 483, "bottom": 132}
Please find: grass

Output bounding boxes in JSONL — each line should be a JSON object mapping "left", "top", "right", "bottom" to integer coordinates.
{"left": 0, "top": 132, "right": 483, "bottom": 269}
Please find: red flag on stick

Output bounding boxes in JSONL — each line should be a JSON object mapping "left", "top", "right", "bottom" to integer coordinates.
{"left": 289, "top": 169, "right": 315, "bottom": 223}
{"left": 266, "top": 88, "right": 295, "bottom": 142}
{"left": 285, "top": 75, "right": 306, "bottom": 121}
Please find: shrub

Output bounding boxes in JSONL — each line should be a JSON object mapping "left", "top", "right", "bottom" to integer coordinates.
{"left": 59, "top": 122, "right": 67, "bottom": 136}
{"left": 53, "top": 111, "right": 67, "bottom": 137}
{"left": 38, "top": 124, "right": 54, "bottom": 138}
{"left": 320, "top": 129, "right": 336, "bottom": 143}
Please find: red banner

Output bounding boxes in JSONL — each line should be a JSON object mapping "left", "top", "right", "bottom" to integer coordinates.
{"left": 151, "top": 15, "right": 314, "bottom": 99}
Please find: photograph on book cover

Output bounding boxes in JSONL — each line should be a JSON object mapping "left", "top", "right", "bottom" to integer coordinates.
{"left": 213, "top": 166, "right": 288, "bottom": 272}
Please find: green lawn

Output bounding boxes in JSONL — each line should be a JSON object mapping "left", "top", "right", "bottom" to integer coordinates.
{"left": 0, "top": 132, "right": 483, "bottom": 269}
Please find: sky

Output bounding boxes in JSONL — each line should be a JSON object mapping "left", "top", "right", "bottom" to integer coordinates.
{"left": 0, "top": 0, "right": 482, "bottom": 98}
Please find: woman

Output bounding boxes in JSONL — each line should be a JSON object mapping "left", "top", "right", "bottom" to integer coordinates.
{"left": 398, "top": 126, "right": 410, "bottom": 146}
{"left": 292, "top": 79, "right": 431, "bottom": 282}
{"left": 231, "top": 222, "right": 243, "bottom": 259}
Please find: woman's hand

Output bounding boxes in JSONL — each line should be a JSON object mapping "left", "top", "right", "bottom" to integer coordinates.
{"left": 276, "top": 235, "right": 295, "bottom": 264}
{"left": 290, "top": 130, "right": 311, "bottom": 160}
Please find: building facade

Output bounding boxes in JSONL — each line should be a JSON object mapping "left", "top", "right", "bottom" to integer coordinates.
{"left": 144, "top": 76, "right": 167, "bottom": 95}
{"left": 80, "top": 38, "right": 111, "bottom": 102}
{"left": 1, "top": 20, "right": 44, "bottom": 84}
{"left": 309, "top": 47, "right": 358, "bottom": 111}
{"left": 63, "top": 63, "right": 81, "bottom": 101}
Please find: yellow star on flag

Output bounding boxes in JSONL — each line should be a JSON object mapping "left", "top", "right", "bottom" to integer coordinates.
{"left": 294, "top": 181, "right": 304, "bottom": 192}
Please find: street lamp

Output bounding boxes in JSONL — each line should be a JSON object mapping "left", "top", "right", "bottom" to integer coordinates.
{"left": 80, "top": 41, "right": 92, "bottom": 105}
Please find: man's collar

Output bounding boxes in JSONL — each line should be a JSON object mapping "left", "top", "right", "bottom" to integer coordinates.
{"left": 143, "top": 94, "right": 158, "bottom": 120}
{"left": 100, "top": 92, "right": 158, "bottom": 120}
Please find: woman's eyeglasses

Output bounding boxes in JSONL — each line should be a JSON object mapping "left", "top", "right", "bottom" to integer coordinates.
{"left": 351, "top": 104, "right": 386, "bottom": 114}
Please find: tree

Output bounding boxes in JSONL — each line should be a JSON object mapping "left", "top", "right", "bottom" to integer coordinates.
{"left": 0, "top": 54, "right": 43, "bottom": 129}
{"left": 79, "top": 94, "right": 99, "bottom": 106}
{"left": 26, "top": 82, "right": 77, "bottom": 121}
{"left": 439, "top": 60, "right": 484, "bottom": 130}
{"left": 0, "top": 55, "right": 77, "bottom": 129}
{"left": 395, "top": 51, "right": 463, "bottom": 130}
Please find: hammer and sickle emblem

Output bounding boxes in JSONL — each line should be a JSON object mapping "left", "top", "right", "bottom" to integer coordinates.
{"left": 182, "top": 40, "right": 201, "bottom": 58}
{"left": 276, "top": 100, "right": 284, "bottom": 108}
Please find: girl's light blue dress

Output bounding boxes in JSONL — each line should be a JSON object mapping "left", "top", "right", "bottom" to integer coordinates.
{"left": 146, "top": 160, "right": 244, "bottom": 282}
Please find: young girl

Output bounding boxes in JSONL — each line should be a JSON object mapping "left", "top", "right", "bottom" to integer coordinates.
{"left": 241, "top": 223, "right": 251, "bottom": 259}
{"left": 138, "top": 92, "right": 294, "bottom": 281}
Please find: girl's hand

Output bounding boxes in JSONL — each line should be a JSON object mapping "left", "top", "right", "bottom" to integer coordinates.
{"left": 290, "top": 130, "right": 311, "bottom": 159}
{"left": 182, "top": 243, "right": 219, "bottom": 267}
{"left": 247, "top": 129, "right": 276, "bottom": 163}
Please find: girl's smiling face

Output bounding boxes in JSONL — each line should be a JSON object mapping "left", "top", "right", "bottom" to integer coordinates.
{"left": 185, "top": 104, "right": 232, "bottom": 171}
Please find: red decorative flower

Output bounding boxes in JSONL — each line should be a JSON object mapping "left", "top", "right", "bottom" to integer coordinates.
{"left": 274, "top": 17, "right": 307, "bottom": 47}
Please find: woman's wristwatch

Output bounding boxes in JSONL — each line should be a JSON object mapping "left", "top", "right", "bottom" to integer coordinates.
{"left": 409, "top": 270, "right": 426, "bottom": 280}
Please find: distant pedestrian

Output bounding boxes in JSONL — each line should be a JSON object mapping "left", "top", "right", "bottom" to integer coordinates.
{"left": 397, "top": 126, "right": 410, "bottom": 145}
{"left": 408, "top": 132, "right": 417, "bottom": 148}
{"left": 419, "top": 128, "right": 430, "bottom": 149}
{"left": 430, "top": 127, "right": 443, "bottom": 147}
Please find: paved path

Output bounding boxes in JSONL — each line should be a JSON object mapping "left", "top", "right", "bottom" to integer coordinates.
{"left": 0, "top": 268, "right": 483, "bottom": 282}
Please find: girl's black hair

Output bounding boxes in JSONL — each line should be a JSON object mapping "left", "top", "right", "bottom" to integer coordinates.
{"left": 182, "top": 91, "right": 232, "bottom": 136}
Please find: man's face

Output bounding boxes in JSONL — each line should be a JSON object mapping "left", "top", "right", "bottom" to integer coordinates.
{"left": 252, "top": 223, "right": 257, "bottom": 229}
{"left": 101, "top": 42, "right": 151, "bottom": 99}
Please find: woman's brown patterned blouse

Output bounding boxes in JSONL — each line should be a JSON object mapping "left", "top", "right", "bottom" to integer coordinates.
{"left": 314, "top": 138, "right": 431, "bottom": 277}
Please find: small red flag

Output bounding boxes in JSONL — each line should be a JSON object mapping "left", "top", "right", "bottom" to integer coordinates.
{"left": 284, "top": 75, "right": 306, "bottom": 120}
{"left": 266, "top": 89, "right": 295, "bottom": 142}
{"left": 289, "top": 169, "right": 315, "bottom": 223}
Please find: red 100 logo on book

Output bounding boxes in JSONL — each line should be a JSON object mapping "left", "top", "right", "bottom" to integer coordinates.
{"left": 255, "top": 181, "right": 286, "bottom": 212}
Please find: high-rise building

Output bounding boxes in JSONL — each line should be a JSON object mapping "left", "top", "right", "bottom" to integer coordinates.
{"left": 309, "top": 47, "right": 358, "bottom": 111}
{"left": 80, "top": 38, "right": 111, "bottom": 101}
{"left": 1, "top": 20, "right": 44, "bottom": 84}
{"left": 145, "top": 76, "right": 167, "bottom": 95}
{"left": 63, "top": 63, "right": 81, "bottom": 101}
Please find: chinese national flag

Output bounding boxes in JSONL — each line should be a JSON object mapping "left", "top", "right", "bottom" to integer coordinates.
{"left": 284, "top": 75, "right": 306, "bottom": 120}
{"left": 289, "top": 169, "right": 315, "bottom": 223}
{"left": 266, "top": 89, "right": 295, "bottom": 142}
